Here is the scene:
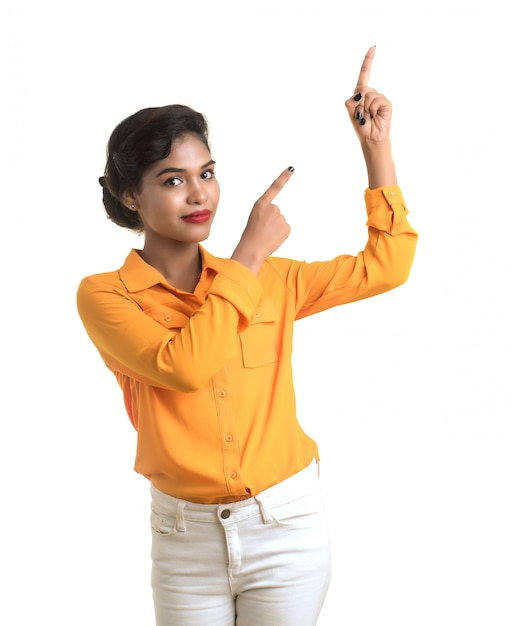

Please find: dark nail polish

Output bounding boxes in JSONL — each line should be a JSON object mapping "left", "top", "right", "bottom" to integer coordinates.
{"left": 356, "top": 111, "right": 363, "bottom": 120}
{"left": 359, "top": 118, "right": 366, "bottom": 126}
{"left": 353, "top": 93, "right": 362, "bottom": 102}
{"left": 288, "top": 166, "right": 294, "bottom": 172}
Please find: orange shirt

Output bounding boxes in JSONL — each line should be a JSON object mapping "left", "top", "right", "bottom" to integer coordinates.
{"left": 77, "top": 186, "right": 417, "bottom": 503}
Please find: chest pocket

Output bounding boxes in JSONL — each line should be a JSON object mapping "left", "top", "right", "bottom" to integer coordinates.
{"left": 239, "top": 300, "right": 280, "bottom": 368}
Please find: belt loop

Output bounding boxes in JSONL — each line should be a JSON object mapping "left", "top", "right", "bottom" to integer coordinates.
{"left": 175, "top": 501, "right": 186, "bottom": 532}
{"left": 255, "top": 495, "right": 272, "bottom": 525}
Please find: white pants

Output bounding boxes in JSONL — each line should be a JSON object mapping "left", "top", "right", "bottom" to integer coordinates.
{"left": 150, "top": 460, "right": 331, "bottom": 625}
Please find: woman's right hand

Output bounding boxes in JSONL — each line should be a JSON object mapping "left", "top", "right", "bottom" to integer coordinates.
{"left": 231, "top": 167, "right": 294, "bottom": 275}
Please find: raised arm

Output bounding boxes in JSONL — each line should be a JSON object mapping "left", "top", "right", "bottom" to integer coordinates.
{"left": 345, "top": 46, "right": 397, "bottom": 189}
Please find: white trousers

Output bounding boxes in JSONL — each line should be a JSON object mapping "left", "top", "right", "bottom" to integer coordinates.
{"left": 150, "top": 460, "right": 331, "bottom": 625}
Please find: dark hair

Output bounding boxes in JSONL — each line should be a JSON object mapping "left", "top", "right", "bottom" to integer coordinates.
{"left": 99, "top": 104, "right": 211, "bottom": 232}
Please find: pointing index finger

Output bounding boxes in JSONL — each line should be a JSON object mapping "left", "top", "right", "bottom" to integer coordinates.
{"left": 355, "top": 46, "right": 376, "bottom": 92}
{"left": 258, "top": 166, "right": 294, "bottom": 205}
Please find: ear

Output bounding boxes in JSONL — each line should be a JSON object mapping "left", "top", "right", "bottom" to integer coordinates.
{"left": 122, "top": 189, "right": 138, "bottom": 211}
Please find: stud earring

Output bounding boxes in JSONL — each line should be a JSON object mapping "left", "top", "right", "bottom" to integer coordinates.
{"left": 129, "top": 204, "right": 135, "bottom": 209}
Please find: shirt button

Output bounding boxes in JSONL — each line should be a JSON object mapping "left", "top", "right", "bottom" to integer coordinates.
{"left": 225, "top": 434, "right": 233, "bottom": 442}
{"left": 218, "top": 389, "right": 227, "bottom": 398}
{"left": 164, "top": 315, "right": 171, "bottom": 322}
{"left": 230, "top": 471, "right": 237, "bottom": 479}
{"left": 220, "top": 509, "right": 231, "bottom": 519}
{"left": 387, "top": 191, "right": 395, "bottom": 198}
{"left": 255, "top": 312, "right": 261, "bottom": 318}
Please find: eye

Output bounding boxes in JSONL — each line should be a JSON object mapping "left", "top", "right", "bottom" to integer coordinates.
{"left": 164, "top": 176, "right": 182, "bottom": 187}
{"left": 201, "top": 169, "right": 215, "bottom": 180}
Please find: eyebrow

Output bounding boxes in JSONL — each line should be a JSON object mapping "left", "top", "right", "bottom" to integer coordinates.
{"left": 155, "top": 159, "right": 216, "bottom": 178}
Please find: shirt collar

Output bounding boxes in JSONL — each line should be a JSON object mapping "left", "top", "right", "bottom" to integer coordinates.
{"left": 119, "top": 245, "right": 226, "bottom": 293}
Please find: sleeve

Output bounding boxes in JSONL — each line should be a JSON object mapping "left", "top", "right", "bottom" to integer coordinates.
{"left": 76, "top": 260, "right": 264, "bottom": 392}
{"left": 287, "top": 186, "right": 418, "bottom": 319}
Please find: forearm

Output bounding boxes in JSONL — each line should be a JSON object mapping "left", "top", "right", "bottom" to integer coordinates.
{"left": 361, "top": 139, "right": 397, "bottom": 189}
{"left": 77, "top": 260, "right": 264, "bottom": 392}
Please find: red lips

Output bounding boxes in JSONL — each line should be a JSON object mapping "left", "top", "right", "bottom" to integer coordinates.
{"left": 181, "top": 210, "right": 211, "bottom": 224}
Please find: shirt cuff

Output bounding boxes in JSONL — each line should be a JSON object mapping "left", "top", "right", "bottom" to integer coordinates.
{"left": 209, "top": 259, "right": 265, "bottom": 323}
{"left": 365, "top": 186, "right": 411, "bottom": 235}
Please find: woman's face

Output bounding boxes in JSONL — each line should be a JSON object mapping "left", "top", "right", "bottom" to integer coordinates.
{"left": 127, "top": 133, "right": 220, "bottom": 245}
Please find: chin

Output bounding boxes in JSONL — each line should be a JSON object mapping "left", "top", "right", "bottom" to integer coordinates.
{"left": 186, "top": 228, "right": 212, "bottom": 244}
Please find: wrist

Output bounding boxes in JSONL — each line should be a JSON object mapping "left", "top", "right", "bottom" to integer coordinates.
{"left": 231, "top": 245, "right": 264, "bottom": 276}
{"left": 361, "top": 140, "right": 397, "bottom": 189}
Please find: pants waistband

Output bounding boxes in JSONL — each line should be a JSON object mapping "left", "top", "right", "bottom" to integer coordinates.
{"left": 150, "top": 460, "right": 320, "bottom": 524}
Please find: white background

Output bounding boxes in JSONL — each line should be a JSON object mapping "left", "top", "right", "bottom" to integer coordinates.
{"left": 1, "top": 1, "right": 512, "bottom": 624}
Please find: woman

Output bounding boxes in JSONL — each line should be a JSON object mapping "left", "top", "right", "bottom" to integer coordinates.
{"left": 77, "top": 47, "right": 417, "bottom": 625}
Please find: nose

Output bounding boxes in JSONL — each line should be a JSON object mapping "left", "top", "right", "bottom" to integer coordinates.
{"left": 187, "top": 179, "right": 208, "bottom": 205}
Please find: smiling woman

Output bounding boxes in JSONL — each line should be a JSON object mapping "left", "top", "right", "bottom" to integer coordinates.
{"left": 123, "top": 135, "right": 220, "bottom": 290}
{"left": 76, "top": 48, "right": 418, "bottom": 626}
{"left": 99, "top": 105, "right": 220, "bottom": 291}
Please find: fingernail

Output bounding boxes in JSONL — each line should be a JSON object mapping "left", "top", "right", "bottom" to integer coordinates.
{"left": 288, "top": 166, "right": 294, "bottom": 172}
{"left": 356, "top": 111, "right": 363, "bottom": 120}
{"left": 353, "top": 93, "right": 362, "bottom": 102}
{"left": 359, "top": 118, "right": 366, "bottom": 126}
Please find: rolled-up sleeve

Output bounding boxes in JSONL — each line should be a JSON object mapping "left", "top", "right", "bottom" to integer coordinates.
{"left": 277, "top": 185, "right": 418, "bottom": 319}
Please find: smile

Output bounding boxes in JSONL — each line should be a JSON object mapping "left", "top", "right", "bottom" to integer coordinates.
{"left": 181, "top": 210, "right": 211, "bottom": 224}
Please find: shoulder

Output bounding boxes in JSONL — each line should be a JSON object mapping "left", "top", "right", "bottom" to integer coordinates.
{"left": 261, "top": 255, "right": 300, "bottom": 279}
{"left": 76, "top": 252, "right": 136, "bottom": 312}
{"left": 77, "top": 269, "right": 124, "bottom": 295}
{"left": 76, "top": 269, "right": 129, "bottom": 321}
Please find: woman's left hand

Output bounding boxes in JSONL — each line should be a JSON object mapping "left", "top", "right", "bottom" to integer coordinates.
{"left": 345, "top": 46, "right": 392, "bottom": 145}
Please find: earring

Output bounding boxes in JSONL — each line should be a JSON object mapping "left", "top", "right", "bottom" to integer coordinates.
{"left": 129, "top": 204, "right": 135, "bottom": 209}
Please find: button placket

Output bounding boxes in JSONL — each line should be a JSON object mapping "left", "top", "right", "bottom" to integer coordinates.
{"left": 212, "top": 372, "right": 242, "bottom": 495}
